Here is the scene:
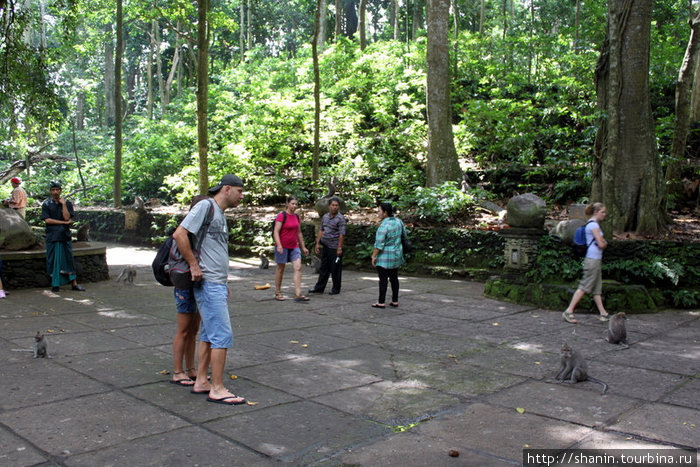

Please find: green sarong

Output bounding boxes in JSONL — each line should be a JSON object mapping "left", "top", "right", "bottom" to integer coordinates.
{"left": 46, "top": 242, "right": 77, "bottom": 287}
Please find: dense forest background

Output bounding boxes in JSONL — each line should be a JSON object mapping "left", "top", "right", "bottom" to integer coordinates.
{"left": 0, "top": 0, "right": 698, "bottom": 230}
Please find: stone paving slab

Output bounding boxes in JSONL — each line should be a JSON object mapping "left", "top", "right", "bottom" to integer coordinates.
{"left": 340, "top": 402, "right": 593, "bottom": 465}
{"left": 64, "top": 426, "right": 275, "bottom": 467}
{"left": 0, "top": 391, "right": 188, "bottom": 457}
{"left": 609, "top": 402, "right": 700, "bottom": 447}
{"left": 661, "top": 376, "right": 700, "bottom": 409}
{"left": 125, "top": 380, "right": 299, "bottom": 424}
{"left": 0, "top": 425, "right": 48, "bottom": 466}
{"left": 1, "top": 361, "right": 111, "bottom": 410}
{"left": 485, "top": 380, "right": 640, "bottom": 427}
{"left": 204, "top": 400, "right": 388, "bottom": 464}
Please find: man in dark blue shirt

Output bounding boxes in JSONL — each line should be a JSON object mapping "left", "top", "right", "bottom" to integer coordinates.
{"left": 41, "top": 181, "right": 85, "bottom": 293}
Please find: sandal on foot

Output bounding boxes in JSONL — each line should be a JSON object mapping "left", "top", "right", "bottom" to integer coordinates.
{"left": 275, "top": 293, "right": 286, "bottom": 301}
{"left": 170, "top": 378, "right": 195, "bottom": 387}
{"left": 294, "top": 295, "right": 310, "bottom": 302}
{"left": 389, "top": 302, "right": 399, "bottom": 308}
{"left": 598, "top": 315, "right": 610, "bottom": 322}
{"left": 562, "top": 311, "right": 578, "bottom": 324}
{"left": 371, "top": 303, "right": 386, "bottom": 309}
{"left": 207, "top": 395, "right": 246, "bottom": 405}
{"left": 190, "top": 388, "right": 211, "bottom": 395}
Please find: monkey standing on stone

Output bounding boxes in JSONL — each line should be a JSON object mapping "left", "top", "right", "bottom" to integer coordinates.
{"left": 115, "top": 266, "right": 137, "bottom": 284}
{"left": 606, "top": 312, "right": 629, "bottom": 349}
{"left": 33, "top": 332, "right": 49, "bottom": 358}
{"left": 555, "top": 344, "right": 608, "bottom": 395}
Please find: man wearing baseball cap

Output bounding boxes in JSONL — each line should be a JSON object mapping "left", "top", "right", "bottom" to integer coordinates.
{"left": 2, "top": 177, "right": 28, "bottom": 219}
{"left": 173, "top": 174, "right": 247, "bottom": 405}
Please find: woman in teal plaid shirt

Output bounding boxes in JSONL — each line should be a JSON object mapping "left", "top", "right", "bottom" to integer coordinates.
{"left": 371, "top": 202, "right": 405, "bottom": 308}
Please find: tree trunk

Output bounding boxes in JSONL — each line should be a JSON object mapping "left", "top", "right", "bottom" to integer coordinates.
{"left": 691, "top": 59, "right": 700, "bottom": 122}
{"left": 426, "top": 0, "right": 461, "bottom": 187}
{"left": 479, "top": 0, "right": 485, "bottom": 35}
{"left": 317, "top": 0, "right": 327, "bottom": 51}
{"left": 575, "top": 0, "right": 581, "bottom": 51}
{"left": 164, "top": 47, "right": 179, "bottom": 108}
{"left": 197, "top": 0, "right": 210, "bottom": 195}
{"left": 154, "top": 21, "right": 166, "bottom": 115}
{"left": 665, "top": 9, "right": 700, "bottom": 194}
{"left": 592, "top": 0, "right": 665, "bottom": 234}
{"left": 452, "top": 0, "right": 459, "bottom": 76}
{"left": 312, "top": 0, "right": 322, "bottom": 181}
{"left": 359, "top": 0, "right": 367, "bottom": 49}
{"left": 344, "top": 0, "right": 357, "bottom": 37}
{"left": 247, "top": 0, "right": 252, "bottom": 49}
{"left": 104, "top": 24, "right": 115, "bottom": 127}
{"left": 239, "top": 0, "right": 245, "bottom": 61}
{"left": 76, "top": 92, "right": 85, "bottom": 130}
{"left": 412, "top": 0, "right": 424, "bottom": 39}
{"left": 147, "top": 27, "right": 154, "bottom": 119}
{"left": 335, "top": 0, "right": 343, "bottom": 40}
{"left": 390, "top": 0, "right": 399, "bottom": 40}
{"left": 114, "top": 0, "right": 123, "bottom": 207}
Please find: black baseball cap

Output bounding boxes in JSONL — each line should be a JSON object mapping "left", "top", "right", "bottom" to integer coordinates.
{"left": 208, "top": 174, "right": 244, "bottom": 194}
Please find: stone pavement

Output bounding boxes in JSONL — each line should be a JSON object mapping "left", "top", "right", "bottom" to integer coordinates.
{"left": 0, "top": 244, "right": 698, "bottom": 466}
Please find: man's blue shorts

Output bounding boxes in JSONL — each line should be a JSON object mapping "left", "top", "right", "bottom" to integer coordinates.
{"left": 174, "top": 288, "right": 197, "bottom": 314}
{"left": 193, "top": 281, "right": 233, "bottom": 349}
{"left": 275, "top": 247, "right": 301, "bottom": 264}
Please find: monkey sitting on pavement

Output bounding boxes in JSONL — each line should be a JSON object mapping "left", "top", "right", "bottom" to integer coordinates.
{"left": 33, "top": 332, "right": 50, "bottom": 358}
{"left": 555, "top": 344, "right": 608, "bottom": 395}
{"left": 259, "top": 254, "right": 269, "bottom": 270}
{"left": 606, "top": 312, "right": 629, "bottom": 349}
{"left": 115, "top": 266, "right": 137, "bottom": 285}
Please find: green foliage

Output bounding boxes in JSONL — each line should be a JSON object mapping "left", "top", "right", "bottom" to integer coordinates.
{"left": 667, "top": 289, "right": 700, "bottom": 309}
{"left": 396, "top": 182, "right": 480, "bottom": 224}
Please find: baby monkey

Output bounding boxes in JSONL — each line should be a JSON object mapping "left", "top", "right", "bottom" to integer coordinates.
{"left": 115, "top": 266, "right": 137, "bottom": 285}
{"left": 33, "top": 332, "right": 50, "bottom": 358}
{"left": 555, "top": 344, "right": 608, "bottom": 395}
{"left": 606, "top": 312, "right": 629, "bottom": 349}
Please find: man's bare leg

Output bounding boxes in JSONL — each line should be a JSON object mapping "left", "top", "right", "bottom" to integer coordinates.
{"left": 193, "top": 341, "right": 211, "bottom": 392}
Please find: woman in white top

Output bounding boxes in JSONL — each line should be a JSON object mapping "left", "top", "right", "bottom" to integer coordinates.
{"left": 562, "top": 202, "right": 611, "bottom": 324}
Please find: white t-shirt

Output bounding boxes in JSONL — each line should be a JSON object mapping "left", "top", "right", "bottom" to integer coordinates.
{"left": 585, "top": 220, "right": 603, "bottom": 260}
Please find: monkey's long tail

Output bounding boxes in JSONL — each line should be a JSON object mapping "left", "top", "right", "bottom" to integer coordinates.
{"left": 588, "top": 377, "right": 608, "bottom": 395}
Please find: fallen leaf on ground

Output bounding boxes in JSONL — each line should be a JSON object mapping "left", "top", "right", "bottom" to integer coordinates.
{"left": 492, "top": 322, "right": 500, "bottom": 326}
{"left": 158, "top": 370, "right": 170, "bottom": 375}
{"left": 229, "top": 374, "right": 238, "bottom": 379}
{"left": 301, "top": 344, "right": 308, "bottom": 348}
{"left": 289, "top": 340, "right": 299, "bottom": 344}
{"left": 516, "top": 407, "right": 525, "bottom": 414}
{"left": 246, "top": 401, "right": 259, "bottom": 405}
{"left": 254, "top": 283, "right": 271, "bottom": 290}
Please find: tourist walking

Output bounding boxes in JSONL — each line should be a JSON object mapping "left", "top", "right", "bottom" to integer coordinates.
{"left": 371, "top": 202, "right": 405, "bottom": 309}
{"left": 308, "top": 197, "right": 346, "bottom": 295}
{"left": 273, "top": 195, "right": 310, "bottom": 302}
{"left": 562, "top": 202, "right": 610, "bottom": 324}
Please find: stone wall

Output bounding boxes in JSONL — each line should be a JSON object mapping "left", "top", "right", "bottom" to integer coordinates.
{"left": 0, "top": 242, "right": 109, "bottom": 290}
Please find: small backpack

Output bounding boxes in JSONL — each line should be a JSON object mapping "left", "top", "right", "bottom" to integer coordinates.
{"left": 572, "top": 220, "right": 595, "bottom": 258}
{"left": 152, "top": 228, "right": 176, "bottom": 286}
{"left": 151, "top": 200, "right": 215, "bottom": 287}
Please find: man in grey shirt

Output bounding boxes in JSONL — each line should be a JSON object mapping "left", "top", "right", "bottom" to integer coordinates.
{"left": 309, "top": 197, "right": 346, "bottom": 295}
{"left": 173, "top": 174, "right": 246, "bottom": 405}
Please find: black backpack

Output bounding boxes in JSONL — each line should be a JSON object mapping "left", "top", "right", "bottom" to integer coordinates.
{"left": 152, "top": 228, "right": 176, "bottom": 286}
{"left": 152, "top": 200, "right": 215, "bottom": 286}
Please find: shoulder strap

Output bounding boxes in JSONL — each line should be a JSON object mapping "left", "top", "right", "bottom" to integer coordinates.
{"left": 193, "top": 199, "right": 216, "bottom": 252}
{"left": 584, "top": 220, "right": 595, "bottom": 247}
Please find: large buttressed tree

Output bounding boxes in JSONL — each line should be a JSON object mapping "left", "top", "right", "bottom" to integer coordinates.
{"left": 425, "top": 0, "right": 461, "bottom": 187}
{"left": 592, "top": 0, "right": 665, "bottom": 235}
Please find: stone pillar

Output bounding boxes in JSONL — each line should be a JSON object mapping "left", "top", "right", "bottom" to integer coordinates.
{"left": 499, "top": 228, "right": 547, "bottom": 271}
